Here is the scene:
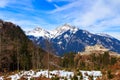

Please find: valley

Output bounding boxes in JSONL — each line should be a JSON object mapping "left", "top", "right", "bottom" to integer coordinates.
{"left": 0, "top": 20, "right": 120, "bottom": 80}
{"left": 0, "top": 0, "right": 120, "bottom": 79}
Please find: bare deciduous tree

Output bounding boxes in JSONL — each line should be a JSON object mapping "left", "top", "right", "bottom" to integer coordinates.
{"left": 17, "top": 38, "right": 19, "bottom": 71}
{"left": 0, "top": 26, "right": 2, "bottom": 70}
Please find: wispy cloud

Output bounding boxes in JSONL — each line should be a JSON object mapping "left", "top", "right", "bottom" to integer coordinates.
{"left": 47, "top": 0, "right": 120, "bottom": 39}
{"left": 50, "top": 0, "right": 80, "bottom": 13}
{"left": 53, "top": 4, "right": 60, "bottom": 9}
{"left": 48, "top": 0, "right": 75, "bottom": 2}
{"left": 106, "top": 32, "right": 120, "bottom": 40}
{"left": 0, "top": 0, "right": 53, "bottom": 30}
{"left": 0, "top": 0, "right": 120, "bottom": 40}
{"left": 0, "top": 0, "right": 10, "bottom": 8}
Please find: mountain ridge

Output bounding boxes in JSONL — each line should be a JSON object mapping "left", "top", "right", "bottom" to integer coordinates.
{"left": 26, "top": 24, "right": 115, "bottom": 40}
{"left": 26, "top": 24, "right": 120, "bottom": 56}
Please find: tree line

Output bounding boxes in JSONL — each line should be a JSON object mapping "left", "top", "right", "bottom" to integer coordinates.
{"left": 61, "top": 51, "right": 118, "bottom": 70}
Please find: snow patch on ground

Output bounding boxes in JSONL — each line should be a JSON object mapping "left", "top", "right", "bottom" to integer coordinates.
{"left": 80, "top": 70, "right": 102, "bottom": 80}
{"left": 0, "top": 70, "right": 102, "bottom": 80}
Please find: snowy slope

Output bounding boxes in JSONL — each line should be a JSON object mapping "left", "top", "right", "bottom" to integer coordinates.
{"left": 26, "top": 24, "right": 79, "bottom": 39}
{"left": 96, "top": 33, "right": 114, "bottom": 38}
{"left": 50, "top": 24, "right": 79, "bottom": 38}
{"left": 26, "top": 27, "right": 51, "bottom": 38}
{"left": 26, "top": 24, "right": 120, "bottom": 56}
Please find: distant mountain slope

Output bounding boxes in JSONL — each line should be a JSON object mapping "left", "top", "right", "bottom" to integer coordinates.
{"left": 26, "top": 24, "right": 120, "bottom": 56}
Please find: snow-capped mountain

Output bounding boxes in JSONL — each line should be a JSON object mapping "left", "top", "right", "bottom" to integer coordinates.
{"left": 96, "top": 33, "right": 114, "bottom": 38}
{"left": 26, "top": 27, "right": 51, "bottom": 38}
{"left": 26, "top": 24, "right": 120, "bottom": 56}
{"left": 26, "top": 24, "right": 79, "bottom": 39}
{"left": 50, "top": 24, "right": 79, "bottom": 38}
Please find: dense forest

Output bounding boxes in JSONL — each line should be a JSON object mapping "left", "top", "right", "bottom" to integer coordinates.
{"left": 60, "top": 51, "right": 120, "bottom": 79}
{"left": 0, "top": 20, "right": 60, "bottom": 72}
{"left": 61, "top": 52, "right": 118, "bottom": 70}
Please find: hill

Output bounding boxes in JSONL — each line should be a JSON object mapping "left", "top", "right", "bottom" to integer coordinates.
{"left": 0, "top": 20, "right": 60, "bottom": 72}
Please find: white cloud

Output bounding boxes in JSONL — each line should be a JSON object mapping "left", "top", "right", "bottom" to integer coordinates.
{"left": 4, "top": 18, "right": 52, "bottom": 31}
{"left": 107, "top": 32, "right": 120, "bottom": 40}
{"left": 79, "top": 0, "right": 111, "bottom": 26}
{"left": 53, "top": 4, "right": 59, "bottom": 9}
{"left": 0, "top": 0, "right": 120, "bottom": 40}
{"left": 0, "top": 0, "right": 10, "bottom": 8}
{"left": 50, "top": 0, "right": 81, "bottom": 13}
{"left": 48, "top": 0, "right": 120, "bottom": 40}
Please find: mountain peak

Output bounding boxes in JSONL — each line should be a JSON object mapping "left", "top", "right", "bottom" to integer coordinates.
{"left": 63, "top": 23, "right": 72, "bottom": 28}
{"left": 50, "top": 23, "right": 79, "bottom": 38}
{"left": 33, "top": 27, "right": 43, "bottom": 31}
{"left": 56, "top": 23, "right": 76, "bottom": 31}
{"left": 26, "top": 27, "right": 51, "bottom": 38}
{"left": 26, "top": 24, "right": 79, "bottom": 39}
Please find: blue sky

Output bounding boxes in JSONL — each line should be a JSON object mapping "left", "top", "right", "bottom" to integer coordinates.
{"left": 0, "top": 0, "right": 120, "bottom": 40}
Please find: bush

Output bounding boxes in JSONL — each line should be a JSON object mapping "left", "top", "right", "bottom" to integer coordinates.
{"left": 89, "top": 75, "right": 93, "bottom": 80}
{"left": 71, "top": 75, "right": 78, "bottom": 80}
{"left": 51, "top": 76, "right": 60, "bottom": 80}
{"left": 107, "top": 70, "right": 113, "bottom": 79}
{"left": 64, "top": 77, "right": 67, "bottom": 80}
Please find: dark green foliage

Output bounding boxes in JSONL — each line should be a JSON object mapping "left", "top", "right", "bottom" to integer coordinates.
{"left": 89, "top": 75, "right": 93, "bottom": 80}
{"left": 0, "top": 20, "right": 46, "bottom": 72}
{"left": 77, "top": 71, "right": 83, "bottom": 79}
{"left": 107, "top": 70, "right": 113, "bottom": 79}
{"left": 110, "top": 57, "right": 117, "bottom": 65}
{"left": 64, "top": 77, "right": 67, "bottom": 80}
{"left": 103, "top": 51, "right": 110, "bottom": 65}
{"left": 71, "top": 75, "right": 78, "bottom": 80}
{"left": 30, "top": 78, "right": 34, "bottom": 80}
{"left": 51, "top": 76, "right": 60, "bottom": 80}
{"left": 63, "top": 51, "right": 118, "bottom": 71}
{"left": 61, "top": 52, "right": 75, "bottom": 68}
{"left": 10, "top": 53, "right": 17, "bottom": 71}
{"left": 80, "top": 75, "right": 83, "bottom": 79}
{"left": 79, "top": 61, "right": 85, "bottom": 69}
{"left": 19, "top": 42, "right": 32, "bottom": 70}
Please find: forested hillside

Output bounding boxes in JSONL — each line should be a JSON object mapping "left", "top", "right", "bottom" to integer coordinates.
{"left": 60, "top": 50, "right": 120, "bottom": 79}
{"left": 0, "top": 20, "right": 60, "bottom": 72}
